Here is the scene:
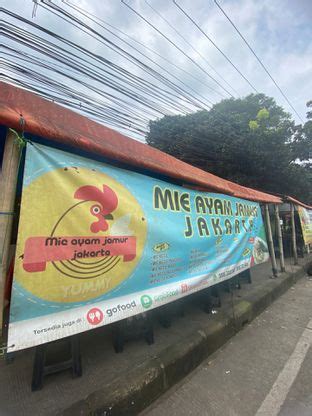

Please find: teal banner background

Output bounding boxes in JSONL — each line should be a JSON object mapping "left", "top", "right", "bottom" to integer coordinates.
{"left": 10, "top": 143, "right": 269, "bottom": 323}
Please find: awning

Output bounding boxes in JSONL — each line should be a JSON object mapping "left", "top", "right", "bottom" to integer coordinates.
{"left": 0, "top": 81, "right": 282, "bottom": 204}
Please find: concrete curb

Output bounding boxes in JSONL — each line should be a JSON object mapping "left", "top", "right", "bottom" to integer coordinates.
{"left": 61, "top": 260, "right": 312, "bottom": 416}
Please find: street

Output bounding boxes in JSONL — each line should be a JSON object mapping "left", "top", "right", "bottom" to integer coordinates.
{"left": 143, "top": 275, "right": 312, "bottom": 416}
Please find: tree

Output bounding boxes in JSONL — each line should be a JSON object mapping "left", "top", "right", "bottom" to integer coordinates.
{"left": 147, "top": 94, "right": 312, "bottom": 205}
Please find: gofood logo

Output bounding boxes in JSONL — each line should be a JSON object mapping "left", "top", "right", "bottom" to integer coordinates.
{"left": 106, "top": 300, "right": 136, "bottom": 317}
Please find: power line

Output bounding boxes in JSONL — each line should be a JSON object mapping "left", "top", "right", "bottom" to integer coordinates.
{"left": 3, "top": 49, "right": 148, "bottom": 128}
{"left": 172, "top": 0, "right": 259, "bottom": 93}
{"left": 38, "top": 1, "right": 210, "bottom": 111}
{"left": 1, "top": 14, "right": 269, "bottom": 154}
{"left": 121, "top": 0, "right": 235, "bottom": 98}
{"left": 143, "top": 0, "right": 239, "bottom": 97}
{"left": 63, "top": 0, "right": 223, "bottom": 100}
{"left": 2, "top": 75, "right": 147, "bottom": 140}
{"left": 42, "top": 0, "right": 302, "bottom": 139}
{"left": 3, "top": 10, "right": 205, "bottom": 117}
{"left": 2, "top": 60, "right": 148, "bottom": 137}
{"left": 2, "top": 2, "right": 295, "bottom": 160}
{"left": 2, "top": 7, "right": 216, "bottom": 140}
{"left": 3, "top": 24, "right": 178, "bottom": 117}
{"left": 213, "top": 0, "right": 304, "bottom": 123}
{"left": 60, "top": 0, "right": 218, "bottom": 105}
{"left": 4, "top": 6, "right": 242, "bottom": 139}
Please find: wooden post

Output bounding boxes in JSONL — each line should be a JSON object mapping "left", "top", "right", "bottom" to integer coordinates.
{"left": 274, "top": 204, "right": 286, "bottom": 272}
{"left": 0, "top": 129, "right": 21, "bottom": 334}
{"left": 264, "top": 204, "right": 278, "bottom": 277}
{"left": 290, "top": 204, "right": 298, "bottom": 265}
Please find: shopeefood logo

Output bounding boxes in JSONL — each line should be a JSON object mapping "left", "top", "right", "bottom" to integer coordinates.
{"left": 86, "top": 307, "right": 104, "bottom": 325}
{"left": 106, "top": 300, "right": 136, "bottom": 318}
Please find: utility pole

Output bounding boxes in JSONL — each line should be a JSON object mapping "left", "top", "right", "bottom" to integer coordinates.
{"left": 274, "top": 204, "right": 286, "bottom": 272}
{"left": 290, "top": 204, "right": 298, "bottom": 265}
{"left": 264, "top": 204, "right": 278, "bottom": 277}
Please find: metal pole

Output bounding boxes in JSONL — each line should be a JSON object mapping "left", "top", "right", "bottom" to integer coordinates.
{"left": 264, "top": 204, "right": 278, "bottom": 277}
{"left": 290, "top": 204, "right": 298, "bottom": 265}
{"left": 274, "top": 204, "right": 286, "bottom": 272}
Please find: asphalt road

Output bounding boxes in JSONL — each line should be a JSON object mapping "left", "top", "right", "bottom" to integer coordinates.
{"left": 143, "top": 275, "right": 312, "bottom": 416}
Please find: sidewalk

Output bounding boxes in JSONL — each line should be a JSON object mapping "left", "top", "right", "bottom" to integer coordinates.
{"left": 0, "top": 256, "right": 311, "bottom": 416}
{"left": 142, "top": 263, "right": 312, "bottom": 416}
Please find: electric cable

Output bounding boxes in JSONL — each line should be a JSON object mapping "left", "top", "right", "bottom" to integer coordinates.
{"left": 144, "top": 0, "right": 239, "bottom": 96}
{"left": 121, "top": 0, "right": 234, "bottom": 98}
{"left": 213, "top": 0, "right": 304, "bottom": 123}
{"left": 172, "top": 0, "right": 259, "bottom": 93}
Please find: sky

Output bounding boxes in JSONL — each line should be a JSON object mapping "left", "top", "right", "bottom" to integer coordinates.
{"left": 2, "top": 0, "right": 312, "bottom": 139}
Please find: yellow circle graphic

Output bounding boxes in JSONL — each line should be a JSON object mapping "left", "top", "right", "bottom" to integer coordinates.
{"left": 16, "top": 167, "right": 147, "bottom": 303}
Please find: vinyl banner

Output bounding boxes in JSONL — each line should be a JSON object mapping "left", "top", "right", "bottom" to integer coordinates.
{"left": 298, "top": 206, "right": 312, "bottom": 245}
{"left": 8, "top": 143, "right": 269, "bottom": 351}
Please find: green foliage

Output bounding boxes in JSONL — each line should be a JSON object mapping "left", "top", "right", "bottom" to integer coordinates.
{"left": 291, "top": 101, "right": 312, "bottom": 167}
{"left": 147, "top": 93, "right": 312, "bottom": 205}
{"left": 306, "top": 100, "right": 312, "bottom": 120}
{"left": 249, "top": 120, "right": 259, "bottom": 130}
{"left": 256, "top": 108, "right": 270, "bottom": 121}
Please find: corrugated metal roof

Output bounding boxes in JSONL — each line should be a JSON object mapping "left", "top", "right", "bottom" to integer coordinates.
{"left": 0, "top": 81, "right": 282, "bottom": 204}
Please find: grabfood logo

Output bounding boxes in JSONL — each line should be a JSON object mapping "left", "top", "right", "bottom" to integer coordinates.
{"left": 106, "top": 300, "right": 136, "bottom": 317}
{"left": 17, "top": 167, "right": 147, "bottom": 303}
{"left": 154, "top": 289, "right": 178, "bottom": 302}
{"left": 141, "top": 294, "right": 153, "bottom": 309}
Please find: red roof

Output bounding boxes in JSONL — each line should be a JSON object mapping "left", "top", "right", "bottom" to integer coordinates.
{"left": 285, "top": 196, "right": 312, "bottom": 210}
{"left": 0, "top": 82, "right": 282, "bottom": 204}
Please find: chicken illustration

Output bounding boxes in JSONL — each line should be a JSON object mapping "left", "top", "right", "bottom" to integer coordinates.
{"left": 20, "top": 167, "right": 141, "bottom": 299}
{"left": 74, "top": 184, "right": 118, "bottom": 233}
